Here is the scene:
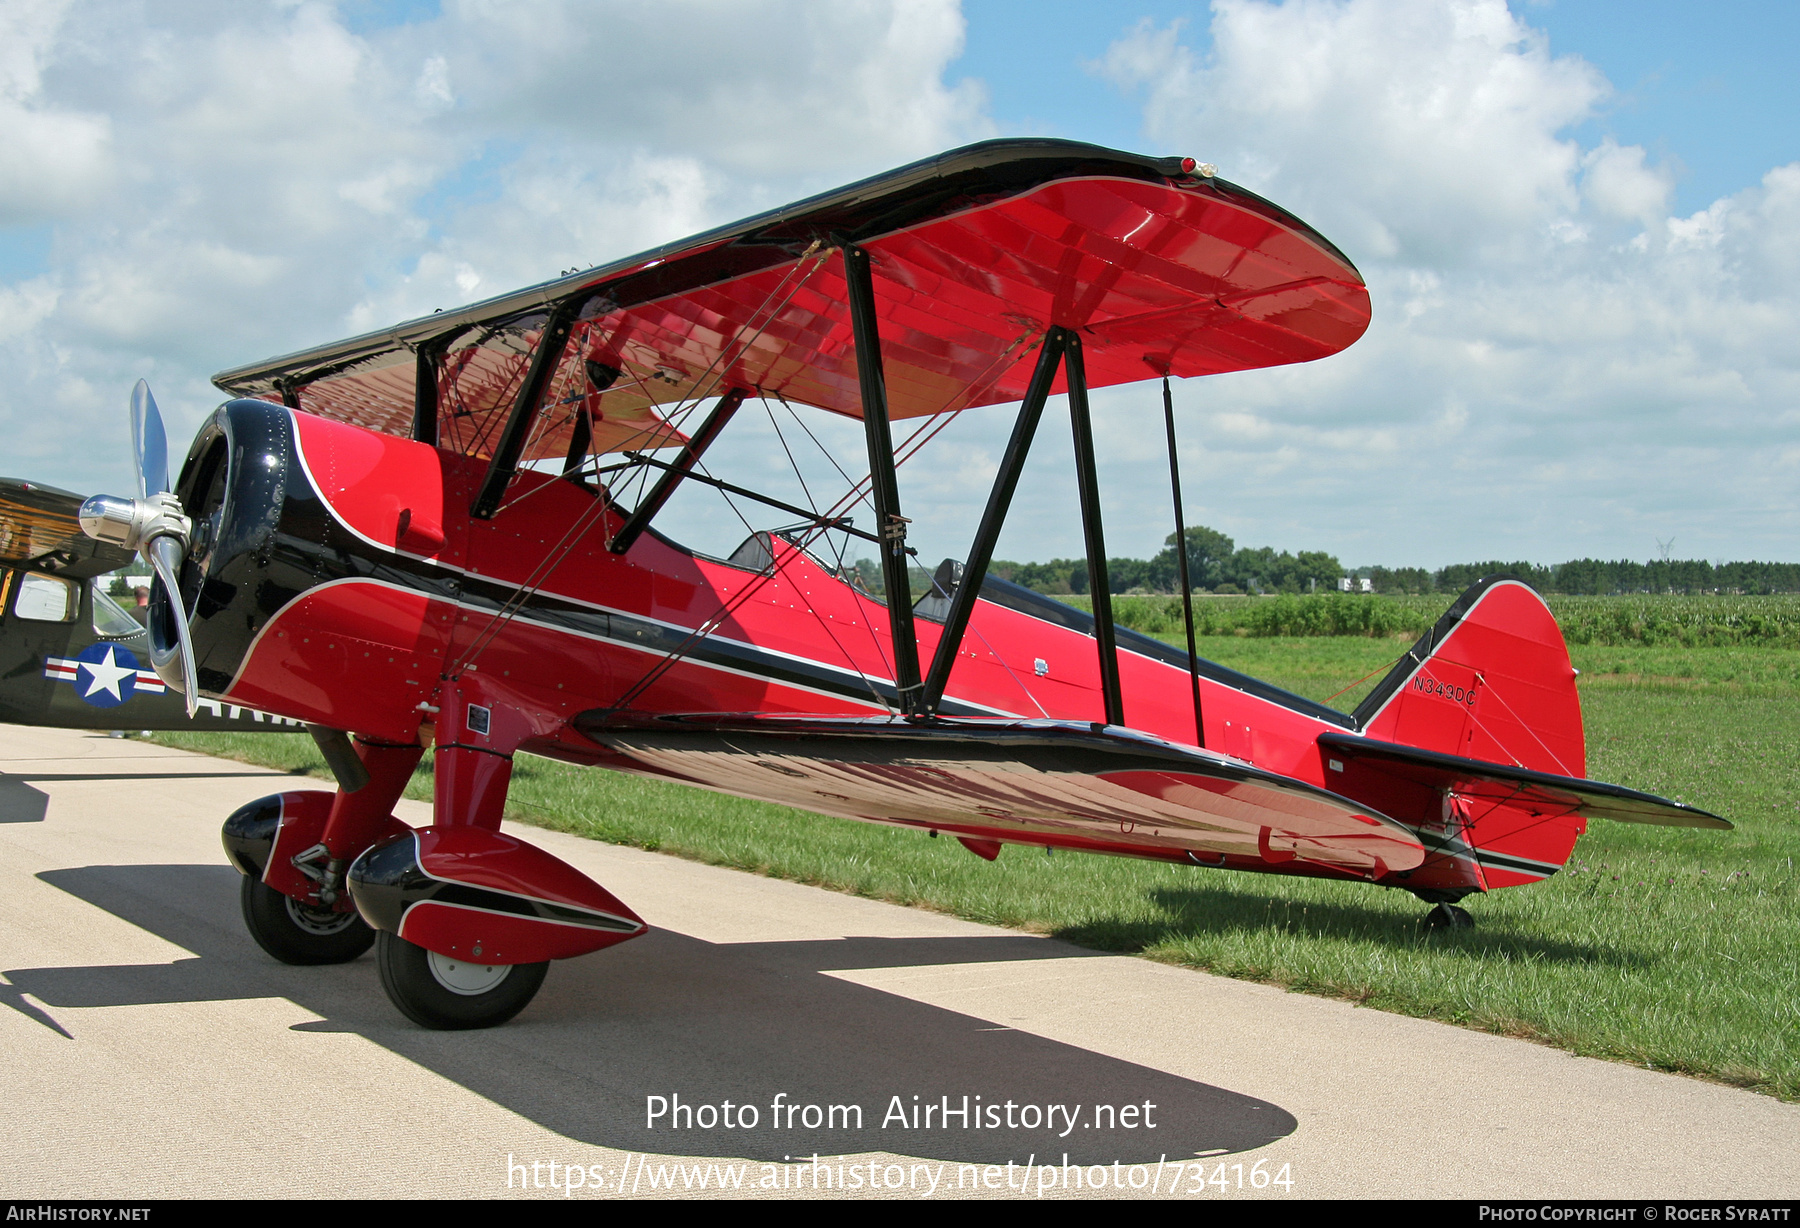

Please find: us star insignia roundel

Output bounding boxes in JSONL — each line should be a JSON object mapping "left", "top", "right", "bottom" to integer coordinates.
{"left": 42, "top": 643, "right": 166, "bottom": 708}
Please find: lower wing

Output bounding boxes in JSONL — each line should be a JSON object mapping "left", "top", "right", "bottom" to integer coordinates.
{"left": 577, "top": 712, "right": 1427, "bottom": 877}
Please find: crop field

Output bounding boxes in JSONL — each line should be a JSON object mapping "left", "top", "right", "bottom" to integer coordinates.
{"left": 146, "top": 596, "right": 1800, "bottom": 1100}
{"left": 1068, "top": 590, "right": 1800, "bottom": 648}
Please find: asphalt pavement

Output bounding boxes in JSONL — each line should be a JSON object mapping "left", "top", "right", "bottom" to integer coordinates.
{"left": 1, "top": 725, "right": 1794, "bottom": 1200}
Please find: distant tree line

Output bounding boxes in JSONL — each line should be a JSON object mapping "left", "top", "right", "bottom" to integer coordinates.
{"left": 987, "top": 527, "right": 1800, "bottom": 597}
{"left": 993, "top": 526, "right": 1342, "bottom": 596}
{"left": 1374, "top": 558, "right": 1800, "bottom": 596}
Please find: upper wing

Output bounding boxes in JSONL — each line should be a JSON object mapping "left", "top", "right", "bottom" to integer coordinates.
{"left": 1317, "top": 731, "right": 1730, "bottom": 829}
{"left": 578, "top": 713, "right": 1424, "bottom": 877}
{"left": 0, "top": 477, "right": 136, "bottom": 579}
{"left": 213, "top": 139, "right": 1370, "bottom": 464}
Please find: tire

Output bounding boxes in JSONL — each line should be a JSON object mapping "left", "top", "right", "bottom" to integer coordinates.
{"left": 240, "top": 876, "right": 376, "bottom": 965}
{"left": 374, "top": 931, "right": 549, "bottom": 1030}
{"left": 1423, "top": 902, "right": 1475, "bottom": 930}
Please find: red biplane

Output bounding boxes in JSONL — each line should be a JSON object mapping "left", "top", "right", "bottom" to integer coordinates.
{"left": 77, "top": 140, "right": 1725, "bottom": 1029}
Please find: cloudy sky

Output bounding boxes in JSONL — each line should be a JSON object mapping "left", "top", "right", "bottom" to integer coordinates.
{"left": 2, "top": 0, "right": 1796, "bottom": 570}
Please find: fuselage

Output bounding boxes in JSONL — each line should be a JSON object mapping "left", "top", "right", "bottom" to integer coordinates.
{"left": 175, "top": 399, "right": 1583, "bottom": 894}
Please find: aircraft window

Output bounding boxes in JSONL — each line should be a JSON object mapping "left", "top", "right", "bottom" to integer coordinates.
{"left": 14, "top": 573, "right": 76, "bottom": 623}
{"left": 91, "top": 584, "right": 144, "bottom": 638}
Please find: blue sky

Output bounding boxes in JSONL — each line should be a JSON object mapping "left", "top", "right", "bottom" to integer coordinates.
{"left": 5, "top": 3, "right": 1793, "bottom": 277}
{"left": 958, "top": 0, "right": 1799, "bottom": 217}
{"left": 2, "top": 1, "right": 1796, "bottom": 570}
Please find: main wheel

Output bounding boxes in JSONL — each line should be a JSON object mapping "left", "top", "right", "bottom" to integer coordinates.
{"left": 1423, "top": 902, "right": 1475, "bottom": 930}
{"left": 240, "top": 877, "right": 376, "bottom": 965}
{"left": 374, "top": 931, "right": 549, "bottom": 1030}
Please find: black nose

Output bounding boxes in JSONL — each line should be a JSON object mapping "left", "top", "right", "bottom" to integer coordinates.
{"left": 170, "top": 398, "right": 300, "bottom": 693}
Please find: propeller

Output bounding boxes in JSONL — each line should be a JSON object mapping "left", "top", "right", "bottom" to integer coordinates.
{"left": 131, "top": 379, "right": 169, "bottom": 500}
{"left": 78, "top": 380, "right": 200, "bottom": 715}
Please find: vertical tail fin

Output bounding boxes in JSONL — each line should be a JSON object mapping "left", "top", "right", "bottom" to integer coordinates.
{"left": 1347, "top": 578, "right": 1586, "bottom": 893}
{"left": 1354, "top": 576, "right": 1584, "bottom": 777}
{"left": 1337, "top": 580, "right": 1727, "bottom": 894}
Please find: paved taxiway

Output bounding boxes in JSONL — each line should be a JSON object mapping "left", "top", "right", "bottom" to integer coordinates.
{"left": 1, "top": 724, "right": 1795, "bottom": 1199}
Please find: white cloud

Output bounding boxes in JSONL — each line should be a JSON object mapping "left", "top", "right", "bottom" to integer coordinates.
{"left": 414, "top": 55, "right": 453, "bottom": 111}
{"left": 0, "top": 0, "right": 112, "bottom": 226}
{"left": 0, "top": 0, "right": 983, "bottom": 498}
{"left": 1102, "top": 0, "right": 1605, "bottom": 265}
{"left": 2, "top": 0, "right": 1794, "bottom": 572}
{"left": 1582, "top": 138, "right": 1673, "bottom": 225}
{"left": 1088, "top": 0, "right": 1800, "bottom": 565}
{"left": 426, "top": 0, "right": 987, "bottom": 177}
{"left": 0, "top": 278, "right": 57, "bottom": 344}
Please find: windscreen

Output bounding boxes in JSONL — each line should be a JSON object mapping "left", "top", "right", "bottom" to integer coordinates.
{"left": 92, "top": 583, "right": 145, "bottom": 638}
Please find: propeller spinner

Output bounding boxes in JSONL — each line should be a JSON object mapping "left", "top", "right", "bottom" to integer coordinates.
{"left": 78, "top": 380, "right": 201, "bottom": 715}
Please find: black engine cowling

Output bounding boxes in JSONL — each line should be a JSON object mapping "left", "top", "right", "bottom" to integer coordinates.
{"left": 168, "top": 399, "right": 321, "bottom": 695}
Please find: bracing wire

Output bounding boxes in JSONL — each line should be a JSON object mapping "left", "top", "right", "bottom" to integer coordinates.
{"left": 762, "top": 394, "right": 821, "bottom": 518}
{"left": 580, "top": 316, "right": 1044, "bottom": 715}
{"left": 602, "top": 341, "right": 1033, "bottom": 715}
{"left": 614, "top": 445, "right": 894, "bottom": 714}
{"left": 1323, "top": 650, "right": 1413, "bottom": 706}
{"left": 448, "top": 248, "right": 831, "bottom": 673}
{"left": 493, "top": 240, "right": 828, "bottom": 517}
{"left": 771, "top": 390, "right": 873, "bottom": 519}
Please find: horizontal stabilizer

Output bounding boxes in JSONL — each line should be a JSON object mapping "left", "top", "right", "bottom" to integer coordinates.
{"left": 578, "top": 712, "right": 1425, "bottom": 876}
{"left": 1317, "top": 731, "right": 1729, "bottom": 830}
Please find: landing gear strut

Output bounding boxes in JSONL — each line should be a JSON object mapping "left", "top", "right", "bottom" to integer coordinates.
{"left": 340, "top": 702, "right": 640, "bottom": 1030}
{"left": 224, "top": 705, "right": 646, "bottom": 1030}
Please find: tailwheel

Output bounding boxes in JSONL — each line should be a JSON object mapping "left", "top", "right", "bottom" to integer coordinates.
{"left": 1423, "top": 902, "right": 1475, "bottom": 930}
{"left": 374, "top": 931, "right": 549, "bottom": 1030}
{"left": 240, "top": 877, "right": 376, "bottom": 965}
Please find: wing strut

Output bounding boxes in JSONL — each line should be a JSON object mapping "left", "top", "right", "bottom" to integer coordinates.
{"left": 842, "top": 241, "right": 924, "bottom": 715}
{"left": 1162, "top": 375, "right": 1205, "bottom": 746}
{"left": 411, "top": 345, "right": 439, "bottom": 445}
{"left": 922, "top": 329, "right": 1066, "bottom": 714}
{"left": 917, "top": 327, "right": 1126, "bottom": 727}
{"left": 1066, "top": 334, "right": 1125, "bottom": 727}
{"left": 608, "top": 387, "right": 749, "bottom": 553}
{"left": 472, "top": 301, "right": 581, "bottom": 520}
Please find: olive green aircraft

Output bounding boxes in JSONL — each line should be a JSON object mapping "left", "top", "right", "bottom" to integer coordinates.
{"left": 1, "top": 476, "right": 300, "bottom": 732}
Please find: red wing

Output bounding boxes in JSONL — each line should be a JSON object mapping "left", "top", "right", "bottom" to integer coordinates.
{"left": 213, "top": 141, "right": 1370, "bottom": 464}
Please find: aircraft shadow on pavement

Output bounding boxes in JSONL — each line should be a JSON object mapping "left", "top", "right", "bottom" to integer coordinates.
{"left": 0, "top": 770, "right": 291, "bottom": 828}
{"left": 11, "top": 862, "right": 1297, "bottom": 1165}
{"left": 0, "top": 771, "right": 291, "bottom": 824}
{"left": 0, "top": 777, "right": 48, "bottom": 823}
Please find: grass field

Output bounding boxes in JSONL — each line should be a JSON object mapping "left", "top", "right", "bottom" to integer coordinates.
{"left": 145, "top": 621, "right": 1800, "bottom": 1101}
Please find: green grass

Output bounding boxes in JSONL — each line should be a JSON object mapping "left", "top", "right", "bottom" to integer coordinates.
{"left": 145, "top": 631, "right": 1800, "bottom": 1100}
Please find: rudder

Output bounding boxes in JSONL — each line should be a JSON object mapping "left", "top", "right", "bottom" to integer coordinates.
{"left": 1350, "top": 578, "right": 1587, "bottom": 892}
{"left": 1354, "top": 576, "right": 1584, "bottom": 777}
